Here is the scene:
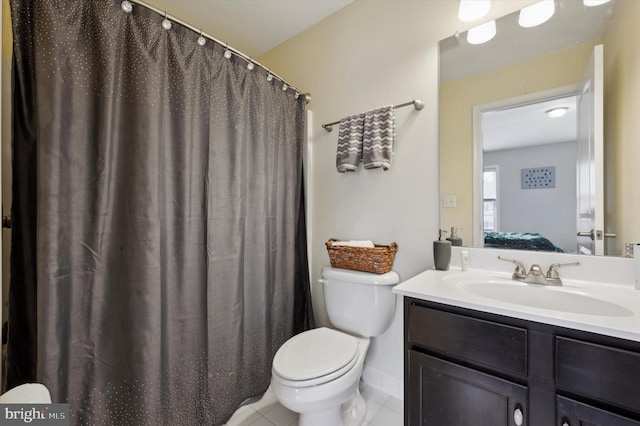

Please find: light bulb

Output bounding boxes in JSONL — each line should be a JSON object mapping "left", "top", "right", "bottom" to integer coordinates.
{"left": 519, "top": 0, "right": 555, "bottom": 28}
{"left": 458, "top": 0, "right": 491, "bottom": 22}
{"left": 162, "top": 18, "right": 172, "bottom": 30}
{"left": 467, "top": 20, "right": 496, "bottom": 45}
{"left": 197, "top": 36, "right": 206, "bottom": 46}
{"left": 224, "top": 49, "right": 232, "bottom": 59}
{"left": 546, "top": 107, "right": 569, "bottom": 118}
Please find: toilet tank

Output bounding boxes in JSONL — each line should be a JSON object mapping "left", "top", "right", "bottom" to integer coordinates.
{"left": 321, "top": 266, "right": 400, "bottom": 337}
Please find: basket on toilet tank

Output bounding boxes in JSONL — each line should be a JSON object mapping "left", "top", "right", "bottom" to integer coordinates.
{"left": 325, "top": 238, "right": 398, "bottom": 274}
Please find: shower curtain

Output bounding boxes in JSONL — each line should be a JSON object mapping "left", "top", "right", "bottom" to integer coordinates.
{"left": 7, "top": 0, "right": 314, "bottom": 424}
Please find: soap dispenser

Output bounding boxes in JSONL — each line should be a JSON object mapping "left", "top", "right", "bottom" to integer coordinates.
{"left": 434, "top": 229, "right": 452, "bottom": 271}
{"left": 446, "top": 227, "right": 463, "bottom": 247}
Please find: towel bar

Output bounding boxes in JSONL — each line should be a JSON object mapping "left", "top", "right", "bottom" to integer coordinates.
{"left": 322, "top": 99, "right": 424, "bottom": 132}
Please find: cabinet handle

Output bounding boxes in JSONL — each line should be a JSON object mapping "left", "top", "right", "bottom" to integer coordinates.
{"left": 513, "top": 407, "right": 524, "bottom": 426}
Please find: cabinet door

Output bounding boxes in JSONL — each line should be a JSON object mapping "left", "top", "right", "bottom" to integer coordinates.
{"left": 557, "top": 396, "right": 640, "bottom": 426}
{"left": 408, "top": 350, "right": 528, "bottom": 426}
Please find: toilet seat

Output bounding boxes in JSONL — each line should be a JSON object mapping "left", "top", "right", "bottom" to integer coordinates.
{"left": 272, "top": 327, "right": 359, "bottom": 387}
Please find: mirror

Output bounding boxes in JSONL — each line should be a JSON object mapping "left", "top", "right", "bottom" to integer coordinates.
{"left": 439, "top": 0, "right": 640, "bottom": 257}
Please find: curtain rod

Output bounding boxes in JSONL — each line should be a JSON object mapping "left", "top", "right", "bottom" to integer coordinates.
{"left": 121, "top": 0, "right": 311, "bottom": 105}
{"left": 321, "top": 99, "right": 424, "bottom": 132}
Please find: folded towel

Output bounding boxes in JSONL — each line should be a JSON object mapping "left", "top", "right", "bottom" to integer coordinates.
{"left": 332, "top": 240, "right": 375, "bottom": 248}
{"left": 363, "top": 105, "right": 395, "bottom": 170}
{"left": 336, "top": 113, "right": 365, "bottom": 172}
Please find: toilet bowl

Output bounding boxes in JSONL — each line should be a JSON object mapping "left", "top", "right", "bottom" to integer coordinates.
{"left": 271, "top": 327, "right": 370, "bottom": 426}
{"left": 270, "top": 267, "right": 399, "bottom": 426}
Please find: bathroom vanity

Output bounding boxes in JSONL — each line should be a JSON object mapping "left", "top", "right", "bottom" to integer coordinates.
{"left": 404, "top": 297, "right": 640, "bottom": 426}
{"left": 394, "top": 253, "right": 640, "bottom": 426}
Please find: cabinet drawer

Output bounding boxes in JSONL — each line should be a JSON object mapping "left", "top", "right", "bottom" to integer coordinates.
{"left": 556, "top": 337, "right": 640, "bottom": 414}
{"left": 557, "top": 396, "right": 640, "bottom": 426}
{"left": 408, "top": 303, "right": 527, "bottom": 377}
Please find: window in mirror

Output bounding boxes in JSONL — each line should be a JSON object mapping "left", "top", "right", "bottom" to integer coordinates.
{"left": 483, "top": 166, "right": 499, "bottom": 232}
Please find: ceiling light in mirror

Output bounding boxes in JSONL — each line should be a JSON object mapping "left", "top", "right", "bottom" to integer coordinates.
{"left": 584, "top": 0, "right": 611, "bottom": 6}
{"left": 458, "top": 0, "right": 491, "bottom": 22}
{"left": 545, "top": 107, "right": 569, "bottom": 118}
{"left": 467, "top": 20, "right": 496, "bottom": 45}
{"left": 518, "top": 0, "right": 555, "bottom": 28}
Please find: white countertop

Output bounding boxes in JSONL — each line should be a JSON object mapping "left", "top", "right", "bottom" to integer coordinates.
{"left": 393, "top": 267, "right": 640, "bottom": 343}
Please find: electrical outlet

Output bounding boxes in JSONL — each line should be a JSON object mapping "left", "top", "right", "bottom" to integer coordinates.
{"left": 442, "top": 195, "right": 456, "bottom": 208}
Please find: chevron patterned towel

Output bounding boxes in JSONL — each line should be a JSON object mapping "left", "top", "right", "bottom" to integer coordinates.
{"left": 336, "top": 113, "right": 365, "bottom": 172}
{"left": 363, "top": 105, "right": 395, "bottom": 170}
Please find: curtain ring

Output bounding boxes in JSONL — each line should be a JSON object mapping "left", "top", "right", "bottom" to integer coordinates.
{"left": 121, "top": 1, "right": 133, "bottom": 13}
{"left": 197, "top": 31, "right": 206, "bottom": 46}
{"left": 162, "top": 12, "right": 172, "bottom": 30}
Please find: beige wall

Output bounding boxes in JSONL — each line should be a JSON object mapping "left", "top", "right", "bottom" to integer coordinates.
{"left": 259, "top": 0, "right": 535, "bottom": 393}
{"left": 603, "top": 0, "right": 640, "bottom": 256}
{"left": 439, "top": 42, "right": 597, "bottom": 246}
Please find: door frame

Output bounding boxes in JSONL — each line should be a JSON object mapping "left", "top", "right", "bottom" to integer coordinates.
{"left": 576, "top": 44, "right": 605, "bottom": 256}
{"left": 471, "top": 84, "right": 579, "bottom": 248}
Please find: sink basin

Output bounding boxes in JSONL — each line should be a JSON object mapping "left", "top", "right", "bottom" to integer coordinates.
{"left": 394, "top": 268, "right": 640, "bottom": 342}
{"left": 444, "top": 275, "right": 633, "bottom": 317}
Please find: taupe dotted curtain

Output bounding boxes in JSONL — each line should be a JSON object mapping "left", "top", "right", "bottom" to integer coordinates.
{"left": 7, "top": 0, "right": 314, "bottom": 424}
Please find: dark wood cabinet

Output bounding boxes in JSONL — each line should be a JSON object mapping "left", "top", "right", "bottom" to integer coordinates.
{"left": 404, "top": 297, "right": 640, "bottom": 426}
{"left": 408, "top": 350, "right": 527, "bottom": 426}
{"left": 557, "top": 396, "right": 640, "bottom": 426}
{"left": 556, "top": 337, "right": 640, "bottom": 415}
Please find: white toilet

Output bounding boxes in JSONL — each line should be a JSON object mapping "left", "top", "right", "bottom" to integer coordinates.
{"left": 270, "top": 266, "right": 400, "bottom": 426}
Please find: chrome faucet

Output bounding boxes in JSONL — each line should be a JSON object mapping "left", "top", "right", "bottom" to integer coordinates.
{"left": 497, "top": 256, "right": 527, "bottom": 281}
{"left": 523, "top": 263, "right": 548, "bottom": 285}
{"left": 498, "top": 256, "right": 580, "bottom": 286}
{"left": 544, "top": 261, "right": 580, "bottom": 285}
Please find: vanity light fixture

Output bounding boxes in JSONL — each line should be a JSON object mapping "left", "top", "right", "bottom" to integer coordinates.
{"left": 458, "top": 0, "right": 491, "bottom": 22}
{"left": 518, "top": 0, "right": 555, "bottom": 28}
{"left": 584, "top": 0, "right": 611, "bottom": 5}
{"left": 467, "top": 20, "right": 496, "bottom": 45}
{"left": 545, "top": 107, "right": 569, "bottom": 118}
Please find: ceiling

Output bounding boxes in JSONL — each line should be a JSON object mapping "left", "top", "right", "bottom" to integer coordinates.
{"left": 140, "top": 0, "right": 354, "bottom": 58}
{"left": 483, "top": 95, "right": 577, "bottom": 152}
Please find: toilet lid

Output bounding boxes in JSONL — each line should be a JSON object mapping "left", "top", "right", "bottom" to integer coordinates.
{"left": 273, "top": 327, "right": 358, "bottom": 381}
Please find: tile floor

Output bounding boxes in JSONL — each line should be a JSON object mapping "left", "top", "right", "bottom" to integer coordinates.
{"left": 225, "top": 382, "right": 403, "bottom": 426}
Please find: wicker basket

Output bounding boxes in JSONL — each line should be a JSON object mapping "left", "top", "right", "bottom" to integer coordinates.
{"left": 325, "top": 238, "right": 398, "bottom": 274}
